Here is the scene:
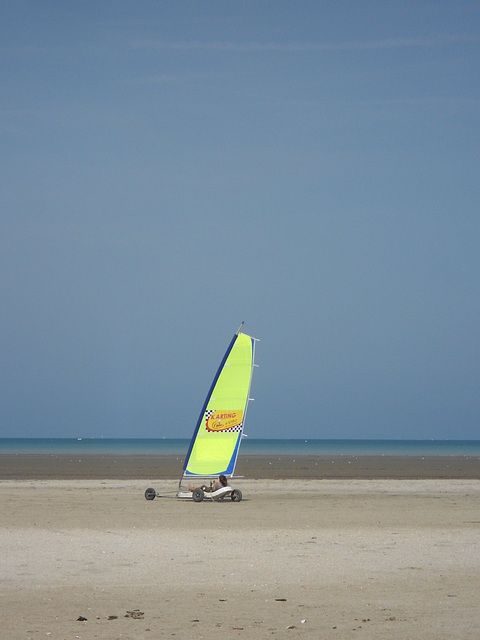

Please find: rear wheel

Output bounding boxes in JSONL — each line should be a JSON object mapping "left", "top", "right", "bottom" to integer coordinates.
{"left": 231, "top": 489, "right": 242, "bottom": 502}
{"left": 144, "top": 487, "right": 156, "bottom": 500}
{"left": 192, "top": 488, "right": 204, "bottom": 502}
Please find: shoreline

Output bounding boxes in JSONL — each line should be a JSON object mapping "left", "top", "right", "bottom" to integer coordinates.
{"left": 1, "top": 453, "right": 479, "bottom": 479}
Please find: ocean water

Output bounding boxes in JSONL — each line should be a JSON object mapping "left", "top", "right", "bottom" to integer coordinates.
{"left": 1, "top": 438, "right": 479, "bottom": 456}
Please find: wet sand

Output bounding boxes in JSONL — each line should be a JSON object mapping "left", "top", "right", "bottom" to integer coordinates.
{"left": 0, "top": 452, "right": 479, "bottom": 479}
{"left": 1, "top": 477, "right": 479, "bottom": 639}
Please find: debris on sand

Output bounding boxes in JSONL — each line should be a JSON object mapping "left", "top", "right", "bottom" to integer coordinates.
{"left": 125, "top": 610, "right": 144, "bottom": 619}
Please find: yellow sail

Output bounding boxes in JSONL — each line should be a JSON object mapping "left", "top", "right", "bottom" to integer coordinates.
{"left": 183, "top": 329, "right": 256, "bottom": 477}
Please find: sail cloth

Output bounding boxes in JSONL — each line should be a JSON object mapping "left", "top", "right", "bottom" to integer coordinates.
{"left": 183, "top": 330, "right": 256, "bottom": 477}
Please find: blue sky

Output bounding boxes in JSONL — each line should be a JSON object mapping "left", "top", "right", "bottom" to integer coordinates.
{"left": 1, "top": 1, "right": 479, "bottom": 440}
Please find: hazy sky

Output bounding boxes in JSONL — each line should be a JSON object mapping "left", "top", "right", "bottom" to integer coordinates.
{"left": 1, "top": 2, "right": 479, "bottom": 440}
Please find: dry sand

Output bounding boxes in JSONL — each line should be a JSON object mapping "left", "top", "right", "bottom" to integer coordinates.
{"left": 1, "top": 477, "right": 479, "bottom": 639}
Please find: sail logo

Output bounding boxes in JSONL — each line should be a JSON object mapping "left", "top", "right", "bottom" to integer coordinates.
{"left": 205, "top": 410, "right": 243, "bottom": 432}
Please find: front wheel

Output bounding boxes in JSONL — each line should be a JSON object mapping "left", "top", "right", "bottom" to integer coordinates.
{"left": 145, "top": 487, "right": 156, "bottom": 500}
{"left": 231, "top": 489, "right": 242, "bottom": 502}
{"left": 192, "top": 488, "right": 204, "bottom": 502}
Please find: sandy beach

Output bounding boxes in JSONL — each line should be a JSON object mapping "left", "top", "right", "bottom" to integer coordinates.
{"left": 1, "top": 453, "right": 480, "bottom": 479}
{"left": 1, "top": 471, "right": 479, "bottom": 639}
